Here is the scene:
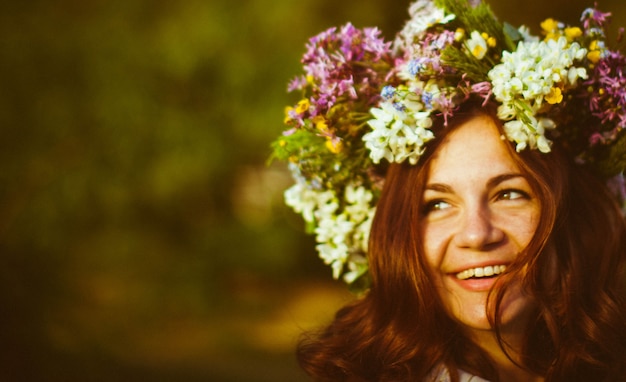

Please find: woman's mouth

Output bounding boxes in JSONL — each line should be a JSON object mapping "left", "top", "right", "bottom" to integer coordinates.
{"left": 455, "top": 265, "right": 507, "bottom": 280}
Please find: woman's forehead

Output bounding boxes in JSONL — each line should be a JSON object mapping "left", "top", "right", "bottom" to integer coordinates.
{"left": 427, "top": 115, "right": 521, "bottom": 181}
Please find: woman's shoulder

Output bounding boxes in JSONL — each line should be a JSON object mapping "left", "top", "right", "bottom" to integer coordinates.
{"left": 428, "top": 364, "right": 490, "bottom": 382}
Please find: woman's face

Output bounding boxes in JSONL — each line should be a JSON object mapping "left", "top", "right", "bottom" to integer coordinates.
{"left": 419, "top": 114, "right": 540, "bottom": 333}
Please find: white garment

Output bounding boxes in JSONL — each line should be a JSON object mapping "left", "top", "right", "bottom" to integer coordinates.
{"left": 427, "top": 364, "right": 490, "bottom": 382}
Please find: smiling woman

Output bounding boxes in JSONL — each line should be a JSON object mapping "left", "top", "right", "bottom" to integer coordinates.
{"left": 274, "top": 0, "right": 626, "bottom": 380}
{"left": 297, "top": 100, "right": 626, "bottom": 382}
{"left": 419, "top": 113, "right": 541, "bottom": 338}
{"left": 361, "top": 102, "right": 575, "bottom": 381}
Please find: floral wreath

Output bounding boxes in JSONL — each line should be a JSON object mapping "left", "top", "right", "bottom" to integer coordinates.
{"left": 271, "top": 0, "right": 626, "bottom": 290}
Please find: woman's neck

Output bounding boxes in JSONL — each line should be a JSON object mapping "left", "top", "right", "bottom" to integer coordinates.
{"left": 468, "top": 328, "right": 544, "bottom": 382}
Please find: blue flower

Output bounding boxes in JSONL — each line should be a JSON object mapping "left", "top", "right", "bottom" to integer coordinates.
{"left": 381, "top": 85, "right": 396, "bottom": 100}
{"left": 422, "top": 92, "right": 434, "bottom": 109}
{"left": 408, "top": 58, "right": 427, "bottom": 76}
{"left": 392, "top": 102, "right": 406, "bottom": 112}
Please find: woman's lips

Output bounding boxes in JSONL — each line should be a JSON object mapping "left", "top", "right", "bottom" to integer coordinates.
{"left": 449, "top": 264, "right": 508, "bottom": 292}
{"left": 455, "top": 264, "right": 507, "bottom": 280}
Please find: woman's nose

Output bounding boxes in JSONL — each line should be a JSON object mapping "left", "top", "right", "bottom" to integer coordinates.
{"left": 452, "top": 204, "right": 504, "bottom": 249}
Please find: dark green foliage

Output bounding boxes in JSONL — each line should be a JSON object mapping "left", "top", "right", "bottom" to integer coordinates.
{"left": 436, "top": 0, "right": 520, "bottom": 83}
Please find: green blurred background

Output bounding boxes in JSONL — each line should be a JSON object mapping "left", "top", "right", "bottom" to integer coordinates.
{"left": 0, "top": 0, "right": 623, "bottom": 381}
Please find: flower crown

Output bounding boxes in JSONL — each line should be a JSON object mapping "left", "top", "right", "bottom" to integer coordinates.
{"left": 271, "top": 0, "right": 626, "bottom": 290}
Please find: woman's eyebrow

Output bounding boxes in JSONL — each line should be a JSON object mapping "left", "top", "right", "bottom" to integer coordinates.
{"left": 423, "top": 183, "right": 453, "bottom": 193}
{"left": 424, "top": 173, "right": 525, "bottom": 193}
{"left": 487, "top": 173, "right": 526, "bottom": 189}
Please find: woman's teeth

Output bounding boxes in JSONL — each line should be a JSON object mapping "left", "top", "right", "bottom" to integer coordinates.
{"left": 456, "top": 265, "right": 507, "bottom": 280}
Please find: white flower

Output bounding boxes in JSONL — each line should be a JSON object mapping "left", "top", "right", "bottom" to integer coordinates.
{"left": 488, "top": 37, "right": 587, "bottom": 152}
{"left": 496, "top": 103, "right": 517, "bottom": 120}
{"left": 490, "top": 37, "right": 586, "bottom": 106}
{"left": 315, "top": 213, "right": 352, "bottom": 243}
{"left": 342, "top": 254, "right": 369, "bottom": 284}
{"left": 314, "top": 211, "right": 353, "bottom": 279}
{"left": 362, "top": 127, "right": 394, "bottom": 164}
{"left": 345, "top": 185, "right": 374, "bottom": 222}
{"left": 502, "top": 116, "right": 555, "bottom": 152}
{"left": 364, "top": 94, "right": 435, "bottom": 165}
{"left": 517, "top": 25, "right": 539, "bottom": 42}
{"left": 466, "top": 31, "right": 488, "bottom": 59}
{"left": 314, "top": 192, "right": 339, "bottom": 217}
{"left": 364, "top": 102, "right": 402, "bottom": 163}
{"left": 567, "top": 66, "right": 588, "bottom": 85}
{"left": 354, "top": 208, "right": 375, "bottom": 253}
{"left": 330, "top": 258, "right": 345, "bottom": 280}
{"left": 316, "top": 242, "right": 349, "bottom": 279}
{"left": 284, "top": 182, "right": 376, "bottom": 282}
{"left": 394, "top": 0, "right": 455, "bottom": 52}
{"left": 284, "top": 183, "right": 317, "bottom": 223}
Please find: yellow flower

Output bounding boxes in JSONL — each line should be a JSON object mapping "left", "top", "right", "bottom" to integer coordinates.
{"left": 541, "top": 18, "right": 561, "bottom": 41}
{"left": 284, "top": 106, "right": 294, "bottom": 124}
{"left": 279, "top": 140, "right": 287, "bottom": 147}
{"left": 295, "top": 99, "right": 310, "bottom": 114}
{"left": 587, "top": 50, "right": 601, "bottom": 63}
{"left": 326, "top": 138, "right": 343, "bottom": 154}
{"left": 306, "top": 74, "right": 314, "bottom": 84}
{"left": 480, "top": 32, "right": 496, "bottom": 48}
{"left": 587, "top": 40, "right": 603, "bottom": 63}
{"left": 472, "top": 44, "right": 486, "bottom": 59}
{"left": 541, "top": 18, "right": 559, "bottom": 33}
{"left": 589, "top": 40, "right": 600, "bottom": 50}
{"left": 544, "top": 32, "right": 560, "bottom": 41}
{"left": 564, "top": 27, "right": 582, "bottom": 41}
{"left": 312, "top": 115, "right": 328, "bottom": 132}
{"left": 546, "top": 87, "right": 563, "bottom": 104}
{"left": 454, "top": 28, "right": 465, "bottom": 42}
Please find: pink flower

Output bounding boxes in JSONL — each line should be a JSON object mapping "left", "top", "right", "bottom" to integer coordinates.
{"left": 581, "top": 7, "right": 612, "bottom": 30}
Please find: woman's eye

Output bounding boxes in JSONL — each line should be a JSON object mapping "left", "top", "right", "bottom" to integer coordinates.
{"left": 422, "top": 200, "right": 451, "bottom": 214}
{"left": 498, "top": 189, "right": 529, "bottom": 201}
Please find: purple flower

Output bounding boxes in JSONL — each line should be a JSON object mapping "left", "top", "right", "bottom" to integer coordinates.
{"left": 312, "top": 90, "right": 337, "bottom": 113}
{"left": 589, "top": 132, "right": 605, "bottom": 145}
{"left": 400, "top": 30, "right": 455, "bottom": 79}
{"left": 581, "top": 7, "right": 612, "bottom": 30}
{"left": 582, "top": 49, "right": 626, "bottom": 144}
{"left": 429, "top": 30, "right": 456, "bottom": 50}
{"left": 470, "top": 81, "right": 493, "bottom": 105}
{"left": 288, "top": 22, "right": 394, "bottom": 127}
{"left": 338, "top": 76, "right": 357, "bottom": 99}
{"left": 436, "top": 94, "right": 457, "bottom": 126}
{"left": 288, "top": 75, "right": 308, "bottom": 92}
{"left": 362, "top": 27, "right": 391, "bottom": 60}
{"left": 282, "top": 128, "right": 297, "bottom": 136}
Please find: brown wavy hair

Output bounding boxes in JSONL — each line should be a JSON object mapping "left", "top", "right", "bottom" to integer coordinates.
{"left": 296, "top": 101, "right": 626, "bottom": 381}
